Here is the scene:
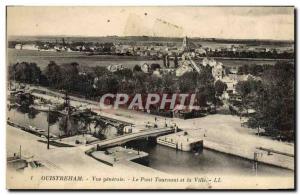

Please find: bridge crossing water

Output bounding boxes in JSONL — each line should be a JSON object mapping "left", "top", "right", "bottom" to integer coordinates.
{"left": 86, "top": 127, "right": 174, "bottom": 149}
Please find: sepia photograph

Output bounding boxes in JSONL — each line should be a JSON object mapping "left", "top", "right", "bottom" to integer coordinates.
{"left": 5, "top": 6, "right": 295, "bottom": 190}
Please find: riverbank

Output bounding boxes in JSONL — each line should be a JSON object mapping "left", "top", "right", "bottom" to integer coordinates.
{"left": 6, "top": 125, "right": 294, "bottom": 189}
{"left": 6, "top": 125, "right": 167, "bottom": 187}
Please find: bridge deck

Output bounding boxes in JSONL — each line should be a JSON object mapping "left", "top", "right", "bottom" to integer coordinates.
{"left": 87, "top": 127, "right": 174, "bottom": 148}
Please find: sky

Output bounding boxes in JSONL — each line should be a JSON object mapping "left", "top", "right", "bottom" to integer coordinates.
{"left": 7, "top": 6, "right": 294, "bottom": 40}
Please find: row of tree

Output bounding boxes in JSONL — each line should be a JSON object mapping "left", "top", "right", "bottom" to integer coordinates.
{"left": 9, "top": 61, "right": 227, "bottom": 109}
{"left": 203, "top": 50, "right": 294, "bottom": 59}
{"left": 9, "top": 60, "right": 294, "bottom": 140}
{"left": 236, "top": 61, "right": 294, "bottom": 141}
{"left": 236, "top": 64, "right": 272, "bottom": 76}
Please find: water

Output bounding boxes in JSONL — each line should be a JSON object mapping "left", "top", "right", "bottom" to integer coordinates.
{"left": 7, "top": 107, "right": 293, "bottom": 177}
{"left": 125, "top": 139, "right": 293, "bottom": 177}
{"left": 7, "top": 107, "right": 61, "bottom": 136}
{"left": 7, "top": 107, "right": 119, "bottom": 139}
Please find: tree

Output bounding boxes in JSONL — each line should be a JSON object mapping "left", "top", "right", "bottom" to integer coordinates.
{"left": 60, "top": 62, "right": 80, "bottom": 91}
{"left": 178, "top": 72, "right": 198, "bottom": 93}
{"left": 197, "top": 66, "right": 216, "bottom": 105}
{"left": 14, "top": 93, "right": 34, "bottom": 107}
{"left": 133, "top": 65, "right": 142, "bottom": 72}
{"left": 94, "top": 74, "right": 119, "bottom": 96}
{"left": 59, "top": 115, "right": 79, "bottom": 136}
{"left": 215, "top": 80, "right": 227, "bottom": 97}
{"left": 9, "top": 62, "right": 42, "bottom": 84}
{"left": 44, "top": 61, "right": 62, "bottom": 87}
{"left": 237, "top": 64, "right": 249, "bottom": 75}
{"left": 114, "top": 68, "right": 133, "bottom": 80}
{"left": 236, "top": 77, "right": 262, "bottom": 112}
{"left": 133, "top": 71, "right": 148, "bottom": 94}
{"left": 174, "top": 54, "right": 179, "bottom": 68}
{"left": 259, "top": 62, "right": 294, "bottom": 138}
{"left": 163, "top": 54, "right": 167, "bottom": 67}
{"left": 242, "top": 61, "right": 294, "bottom": 141}
{"left": 161, "top": 74, "right": 176, "bottom": 93}
{"left": 76, "top": 73, "right": 95, "bottom": 98}
{"left": 150, "top": 63, "right": 161, "bottom": 71}
{"left": 178, "top": 69, "right": 216, "bottom": 107}
{"left": 165, "top": 55, "right": 170, "bottom": 68}
{"left": 236, "top": 80, "right": 252, "bottom": 97}
{"left": 28, "top": 63, "right": 42, "bottom": 84}
{"left": 249, "top": 64, "right": 264, "bottom": 76}
{"left": 93, "top": 66, "right": 109, "bottom": 77}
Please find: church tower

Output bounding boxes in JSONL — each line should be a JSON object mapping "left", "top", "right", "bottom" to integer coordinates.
{"left": 182, "top": 36, "right": 190, "bottom": 52}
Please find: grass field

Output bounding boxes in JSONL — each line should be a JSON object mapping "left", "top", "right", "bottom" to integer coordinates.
{"left": 7, "top": 48, "right": 290, "bottom": 71}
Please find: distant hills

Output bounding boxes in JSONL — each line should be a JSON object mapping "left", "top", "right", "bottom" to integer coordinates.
{"left": 8, "top": 35, "right": 294, "bottom": 46}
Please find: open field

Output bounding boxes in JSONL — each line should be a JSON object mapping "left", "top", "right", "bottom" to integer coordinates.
{"left": 7, "top": 49, "right": 292, "bottom": 71}
{"left": 7, "top": 49, "right": 159, "bottom": 70}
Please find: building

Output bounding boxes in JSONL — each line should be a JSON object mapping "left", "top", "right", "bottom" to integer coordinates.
{"left": 201, "top": 58, "right": 225, "bottom": 80}
{"left": 212, "top": 62, "right": 224, "bottom": 80}
{"left": 160, "top": 68, "right": 175, "bottom": 75}
{"left": 141, "top": 63, "right": 150, "bottom": 73}
{"left": 182, "top": 36, "right": 189, "bottom": 51}
{"left": 152, "top": 69, "right": 162, "bottom": 77}
{"left": 18, "top": 44, "right": 39, "bottom": 51}
{"left": 15, "top": 44, "right": 22, "bottom": 50}
{"left": 175, "top": 62, "right": 193, "bottom": 77}
{"left": 195, "top": 47, "right": 207, "bottom": 55}
{"left": 107, "top": 64, "right": 124, "bottom": 72}
{"left": 202, "top": 57, "right": 217, "bottom": 67}
{"left": 221, "top": 76, "right": 238, "bottom": 95}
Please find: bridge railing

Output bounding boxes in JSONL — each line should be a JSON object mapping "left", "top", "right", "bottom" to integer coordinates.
{"left": 86, "top": 127, "right": 174, "bottom": 146}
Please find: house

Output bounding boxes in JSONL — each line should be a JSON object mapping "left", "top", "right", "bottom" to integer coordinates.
{"left": 195, "top": 47, "right": 207, "bottom": 55}
{"left": 175, "top": 63, "right": 193, "bottom": 77}
{"left": 107, "top": 64, "right": 124, "bottom": 72}
{"left": 152, "top": 69, "right": 162, "bottom": 77}
{"left": 160, "top": 68, "right": 175, "bottom": 75}
{"left": 15, "top": 44, "right": 22, "bottom": 50}
{"left": 141, "top": 63, "right": 150, "bottom": 73}
{"left": 202, "top": 57, "right": 217, "bottom": 67}
{"left": 202, "top": 57, "right": 224, "bottom": 80}
{"left": 221, "top": 76, "right": 238, "bottom": 94}
{"left": 228, "top": 67, "right": 238, "bottom": 74}
{"left": 212, "top": 62, "right": 224, "bottom": 80}
{"left": 22, "top": 44, "right": 39, "bottom": 51}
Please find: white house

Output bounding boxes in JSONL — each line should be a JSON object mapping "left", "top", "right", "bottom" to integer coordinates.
{"left": 107, "top": 64, "right": 124, "bottom": 72}
{"left": 15, "top": 44, "right": 22, "bottom": 50}
{"left": 212, "top": 62, "right": 224, "bottom": 80}
{"left": 175, "top": 63, "right": 193, "bottom": 77}
{"left": 141, "top": 63, "right": 150, "bottom": 73}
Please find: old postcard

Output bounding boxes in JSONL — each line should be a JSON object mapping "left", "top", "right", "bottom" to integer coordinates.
{"left": 6, "top": 6, "right": 295, "bottom": 190}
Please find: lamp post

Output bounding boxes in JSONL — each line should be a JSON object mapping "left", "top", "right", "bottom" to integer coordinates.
{"left": 47, "top": 106, "right": 50, "bottom": 149}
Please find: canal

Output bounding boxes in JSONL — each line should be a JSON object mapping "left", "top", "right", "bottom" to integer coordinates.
{"left": 125, "top": 139, "right": 293, "bottom": 177}
{"left": 7, "top": 107, "right": 294, "bottom": 177}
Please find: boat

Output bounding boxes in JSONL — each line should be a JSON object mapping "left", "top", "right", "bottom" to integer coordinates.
{"left": 28, "top": 125, "right": 46, "bottom": 133}
{"left": 36, "top": 128, "right": 46, "bottom": 133}
{"left": 29, "top": 104, "right": 54, "bottom": 111}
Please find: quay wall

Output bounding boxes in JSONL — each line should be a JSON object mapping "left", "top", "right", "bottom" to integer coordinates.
{"left": 203, "top": 140, "right": 294, "bottom": 170}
